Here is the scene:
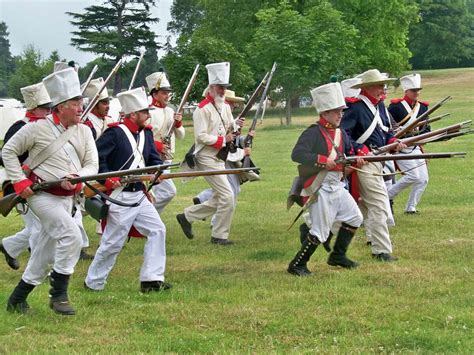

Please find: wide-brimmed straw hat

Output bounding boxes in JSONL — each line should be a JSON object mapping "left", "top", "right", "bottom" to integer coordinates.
{"left": 224, "top": 90, "right": 244, "bottom": 103}
{"left": 351, "top": 69, "right": 396, "bottom": 89}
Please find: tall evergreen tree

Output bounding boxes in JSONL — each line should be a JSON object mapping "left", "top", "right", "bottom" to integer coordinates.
{"left": 0, "top": 22, "right": 16, "bottom": 97}
{"left": 67, "top": 0, "right": 159, "bottom": 94}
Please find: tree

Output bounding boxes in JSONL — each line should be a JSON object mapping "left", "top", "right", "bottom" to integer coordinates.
{"left": 250, "top": 1, "right": 357, "bottom": 124}
{"left": 67, "top": 0, "right": 159, "bottom": 94}
{"left": 409, "top": 0, "right": 474, "bottom": 69}
{"left": 0, "top": 22, "right": 16, "bottom": 97}
{"left": 330, "top": 0, "right": 418, "bottom": 76}
{"left": 7, "top": 45, "right": 60, "bottom": 100}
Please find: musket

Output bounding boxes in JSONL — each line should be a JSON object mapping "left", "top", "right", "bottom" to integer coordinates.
{"left": 415, "top": 129, "right": 474, "bottom": 144}
{"left": 161, "top": 64, "right": 201, "bottom": 160}
{"left": 241, "top": 62, "right": 277, "bottom": 168}
{"left": 128, "top": 48, "right": 146, "bottom": 90}
{"left": 412, "top": 113, "right": 450, "bottom": 131}
{"left": 297, "top": 152, "right": 466, "bottom": 179}
{"left": 0, "top": 162, "right": 178, "bottom": 217}
{"left": 395, "top": 96, "right": 452, "bottom": 138}
{"left": 374, "top": 120, "right": 472, "bottom": 154}
{"left": 81, "top": 58, "right": 123, "bottom": 121}
{"left": 83, "top": 167, "right": 260, "bottom": 198}
{"left": 216, "top": 70, "right": 270, "bottom": 161}
{"left": 81, "top": 64, "right": 99, "bottom": 95}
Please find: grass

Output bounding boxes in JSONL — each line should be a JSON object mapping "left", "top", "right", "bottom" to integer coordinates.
{"left": 0, "top": 68, "right": 473, "bottom": 353}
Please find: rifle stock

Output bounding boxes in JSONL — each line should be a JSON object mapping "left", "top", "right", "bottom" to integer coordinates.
{"left": 0, "top": 193, "right": 23, "bottom": 217}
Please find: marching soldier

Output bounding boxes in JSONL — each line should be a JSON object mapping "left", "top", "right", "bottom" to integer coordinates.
{"left": 3, "top": 68, "right": 98, "bottom": 315}
{"left": 84, "top": 87, "right": 171, "bottom": 293}
{"left": 288, "top": 82, "right": 364, "bottom": 276}
{"left": 342, "top": 69, "right": 406, "bottom": 262}
{"left": 145, "top": 71, "right": 185, "bottom": 213}
{"left": 82, "top": 77, "right": 115, "bottom": 139}
{"left": 388, "top": 74, "right": 430, "bottom": 214}
{"left": 176, "top": 62, "right": 244, "bottom": 245}
{"left": 0, "top": 82, "right": 52, "bottom": 270}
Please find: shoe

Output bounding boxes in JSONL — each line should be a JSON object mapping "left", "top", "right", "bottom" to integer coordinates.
{"left": 0, "top": 241, "right": 20, "bottom": 270}
{"left": 372, "top": 253, "right": 399, "bottom": 262}
{"left": 327, "top": 256, "right": 359, "bottom": 269}
{"left": 287, "top": 264, "right": 312, "bottom": 276}
{"left": 210, "top": 237, "right": 234, "bottom": 245}
{"left": 50, "top": 300, "right": 75, "bottom": 315}
{"left": 6, "top": 299, "right": 30, "bottom": 314}
{"left": 176, "top": 213, "right": 194, "bottom": 239}
{"left": 366, "top": 241, "right": 372, "bottom": 247}
{"left": 327, "top": 224, "right": 359, "bottom": 269}
{"left": 79, "top": 249, "right": 94, "bottom": 260}
{"left": 140, "top": 281, "right": 173, "bottom": 293}
{"left": 193, "top": 197, "right": 201, "bottom": 205}
{"left": 404, "top": 210, "right": 418, "bottom": 215}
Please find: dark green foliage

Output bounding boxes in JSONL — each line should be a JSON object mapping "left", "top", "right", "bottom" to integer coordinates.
{"left": 0, "top": 22, "right": 15, "bottom": 97}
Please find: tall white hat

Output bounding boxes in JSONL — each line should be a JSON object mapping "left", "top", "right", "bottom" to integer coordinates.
{"left": 206, "top": 62, "right": 231, "bottom": 86}
{"left": 117, "top": 87, "right": 155, "bottom": 115}
{"left": 42, "top": 68, "right": 83, "bottom": 106}
{"left": 311, "top": 82, "right": 346, "bottom": 113}
{"left": 82, "top": 78, "right": 110, "bottom": 101}
{"left": 351, "top": 69, "right": 396, "bottom": 89}
{"left": 341, "top": 77, "right": 361, "bottom": 98}
{"left": 400, "top": 73, "right": 422, "bottom": 91}
{"left": 145, "top": 72, "right": 172, "bottom": 93}
{"left": 54, "top": 61, "right": 79, "bottom": 73}
{"left": 20, "top": 82, "right": 53, "bottom": 110}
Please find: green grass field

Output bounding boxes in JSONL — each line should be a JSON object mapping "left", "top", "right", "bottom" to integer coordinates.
{"left": 0, "top": 68, "right": 473, "bottom": 353}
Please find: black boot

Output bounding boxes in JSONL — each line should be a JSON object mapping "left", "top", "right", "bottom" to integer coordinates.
{"left": 327, "top": 223, "right": 359, "bottom": 269}
{"left": 79, "top": 248, "right": 94, "bottom": 260}
{"left": 7, "top": 279, "right": 35, "bottom": 314}
{"left": 299, "top": 223, "right": 310, "bottom": 245}
{"left": 287, "top": 233, "right": 320, "bottom": 276}
{"left": 0, "top": 241, "right": 20, "bottom": 270}
{"left": 322, "top": 231, "right": 333, "bottom": 253}
{"left": 49, "top": 270, "right": 75, "bottom": 315}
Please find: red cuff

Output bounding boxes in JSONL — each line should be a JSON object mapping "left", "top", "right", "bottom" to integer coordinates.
{"left": 174, "top": 120, "right": 183, "bottom": 128}
{"left": 317, "top": 155, "right": 328, "bottom": 164}
{"left": 21, "top": 164, "right": 30, "bottom": 172}
{"left": 356, "top": 145, "right": 370, "bottom": 156}
{"left": 13, "top": 179, "right": 33, "bottom": 195}
{"left": 210, "top": 136, "right": 224, "bottom": 149}
{"left": 74, "top": 182, "right": 83, "bottom": 193}
{"left": 154, "top": 140, "right": 164, "bottom": 153}
{"left": 105, "top": 177, "right": 120, "bottom": 190}
{"left": 388, "top": 137, "right": 398, "bottom": 145}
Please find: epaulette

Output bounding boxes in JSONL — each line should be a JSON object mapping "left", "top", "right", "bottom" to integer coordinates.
{"left": 345, "top": 97, "right": 360, "bottom": 104}
{"left": 145, "top": 124, "right": 153, "bottom": 130}
{"left": 419, "top": 100, "right": 429, "bottom": 107}
{"left": 198, "top": 97, "right": 212, "bottom": 108}
{"left": 82, "top": 119, "right": 93, "bottom": 129}
{"left": 390, "top": 98, "right": 404, "bottom": 104}
{"left": 107, "top": 122, "right": 121, "bottom": 128}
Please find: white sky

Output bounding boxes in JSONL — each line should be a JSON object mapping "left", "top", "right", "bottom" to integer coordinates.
{"left": 0, "top": 0, "right": 173, "bottom": 66}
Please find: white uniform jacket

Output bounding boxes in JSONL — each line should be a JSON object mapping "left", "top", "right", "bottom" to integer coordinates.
{"left": 148, "top": 106, "right": 185, "bottom": 154}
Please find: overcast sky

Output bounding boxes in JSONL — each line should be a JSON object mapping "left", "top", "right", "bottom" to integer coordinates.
{"left": 0, "top": 0, "right": 173, "bottom": 66}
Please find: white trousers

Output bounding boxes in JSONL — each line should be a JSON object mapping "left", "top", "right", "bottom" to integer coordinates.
{"left": 357, "top": 162, "right": 393, "bottom": 254}
{"left": 152, "top": 179, "right": 177, "bottom": 214}
{"left": 23, "top": 193, "right": 82, "bottom": 285}
{"left": 388, "top": 147, "right": 429, "bottom": 212}
{"left": 308, "top": 176, "right": 363, "bottom": 243}
{"left": 85, "top": 191, "right": 166, "bottom": 290}
{"left": 73, "top": 208, "right": 90, "bottom": 248}
{"left": 2, "top": 208, "right": 41, "bottom": 258}
{"left": 184, "top": 155, "right": 235, "bottom": 240}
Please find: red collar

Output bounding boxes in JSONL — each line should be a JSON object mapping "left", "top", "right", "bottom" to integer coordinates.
{"left": 52, "top": 112, "right": 61, "bottom": 125}
{"left": 90, "top": 109, "right": 106, "bottom": 119}
{"left": 319, "top": 117, "right": 337, "bottom": 129}
{"left": 403, "top": 95, "right": 415, "bottom": 106}
{"left": 151, "top": 97, "right": 166, "bottom": 108}
{"left": 360, "top": 90, "right": 380, "bottom": 105}
{"left": 123, "top": 117, "right": 140, "bottom": 134}
{"left": 25, "top": 111, "right": 45, "bottom": 122}
{"left": 205, "top": 93, "right": 216, "bottom": 104}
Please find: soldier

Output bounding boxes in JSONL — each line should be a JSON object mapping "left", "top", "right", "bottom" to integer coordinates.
{"left": 3, "top": 68, "right": 98, "bottom": 315}
{"left": 0, "top": 82, "right": 52, "bottom": 270}
{"left": 388, "top": 74, "right": 430, "bottom": 214}
{"left": 342, "top": 69, "right": 406, "bottom": 262}
{"left": 84, "top": 87, "right": 170, "bottom": 293}
{"left": 176, "top": 62, "right": 244, "bottom": 245}
{"left": 82, "top": 77, "right": 115, "bottom": 139}
{"left": 145, "top": 71, "right": 185, "bottom": 213}
{"left": 287, "top": 82, "right": 364, "bottom": 276}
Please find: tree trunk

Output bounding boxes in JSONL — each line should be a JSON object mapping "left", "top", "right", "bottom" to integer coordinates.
{"left": 290, "top": 96, "right": 300, "bottom": 109}
{"left": 113, "top": 56, "right": 122, "bottom": 95}
{"left": 285, "top": 95, "right": 292, "bottom": 126}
